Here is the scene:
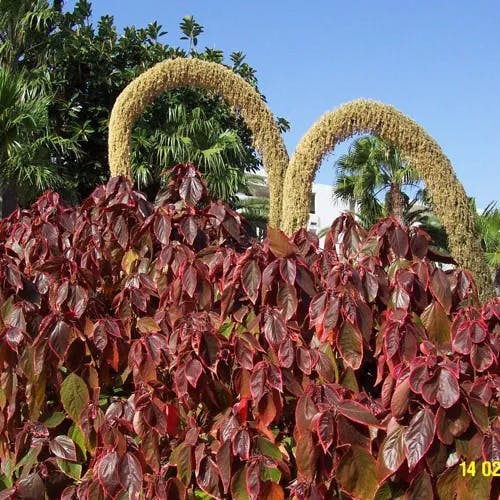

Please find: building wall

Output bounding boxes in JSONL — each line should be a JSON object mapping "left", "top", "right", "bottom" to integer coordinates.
{"left": 243, "top": 170, "right": 351, "bottom": 245}
{"left": 307, "top": 183, "right": 351, "bottom": 245}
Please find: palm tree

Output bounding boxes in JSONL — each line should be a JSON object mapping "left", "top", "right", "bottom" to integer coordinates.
{"left": 333, "top": 135, "right": 421, "bottom": 227}
{"left": 0, "top": 0, "right": 58, "bottom": 70}
{"left": 473, "top": 201, "right": 500, "bottom": 294}
{"left": 0, "top": 67, "right": 80, "bottom": 215}
{"left": 234, "top": 173, "right": 270, "bottom": 239}
{"left": 131, "top": 103, "right": 252, "bottom": 204}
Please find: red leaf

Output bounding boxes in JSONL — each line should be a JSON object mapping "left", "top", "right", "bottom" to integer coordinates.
{"left": 296, "top": 347, "right": 314, "bottom": 375}
{"left": 232, "top": 429, "right": 250, "bottom": 460}
{"left": 185, "top": 358, "right": 203, "bottom": 388}
{"left": 16, "top": 473, "right": 44, "bottom": 500}
{"left": 324, "top": 296, "right": 340, "bottom": 333}
{"left": 119, "top": 452, "right": 143, "bottom": 499}
{"left": 279, "top": 258, "right": 297, "bottom": 284}
{"left": 295, "top": 264, "right": 316, "bottom": 296}
{"left": 241, "top": 259, "right": 261, "bottom": 304}
{"left": 404, "top": 408, "right": 436, "bottom": 470}
{"left": 316, "top": 411, "right": 334, "bottom": 452}
{"left": 391, "top": 378, "right": 410, "bottom": 418}
{"left": 295, "top": 394, "right": 318, "bottom": 434}
{"left": 470, "top": 343, "right": 495, "bottom": 372}
{"left": 49, "top": 321, "right": 72, "bottom": 360}
{"left": 154, "top": 213, "right": 171, "bottom": 245}
{"left": 180, "top": 217, "right": 198, "bottom": 245}
{"left": 436, "top": 368, "right": 460, "bottom": 409}
{"left": 469, "top": 321, "right": 487, "bottom": 343}
{"left": 182, "top": 265, "right": 197, "bottom": 298}
{"left": 452, "top": 326, "right": 472, "bottom": 354}
{"left": 384, "top": 324, "right": 401, "bottom": 359}
{"left": 409, "top": 363, "right": 429, "bottom": 394}
{"left": 49, "top": 435, "right": 77, "bottom": 461}
{"left": 337, "top": 400, "right": 382, "bottom": 427}
{"left": 421, "top": 301, "right": 451, "bottom": 345}
{"left": 67, "top": 285, "right": 88, "bottom": 319}
{"left": 113, "top": 215, "right": 129, "bottom": 249}
{"left": 250, "top": 363, "right": 266, "bottom": 404}
{"left": 97, "top": 450, "right": 121, "bottom": 498}
{"left": 337, "top": 321, "right": 363, "bottom": 370}
{"left": 130, "top": 288, "right": 147, "bottom": 311}
{"left": 411, "top": 233, "right": 429, "bottom": 259}
{"left": 421, "top": 374, "right": 438, "bottom": 405}
{"left": 482, "top": 434, "right": 500, "bottom": 461}
{"left": 267, "top": 227, "right": 295, "bottom": 258}
{"left": 378, "top": 427, "right": 405, "bottom": 479}
{"left": 216, "top": 440, "right": 231, "bottom": 494}
{"left": 180, "top": 173, "right": 203, "bottom": 206}
{"left": 246, "top": 461, "right": 261, "bottom": 500}
{"left": 278, "top": 337, "right": 294, "bottom": 368}
{"left": 389, "top": 226, "right": 409, "bottom": 258}
{"left": 261, "top": 261, "right": 278, "bottom": 301}
{"left": 276, "top": 282, "right": 298, "bottom": 321}
{"left": 267, "top": 364, "right": 282, "bottom": 392}
{"left": 430, "top": 269, "right": 452, "bottom": 313}
{"left": 263, "top": 309, "right": 287, "bottom": 346}
{"left": 295, "top": 431, "right": 317, "bottom": 481}
{"left": 5, "top": 327, "right": 23, "bottom": 352}
{"left": 309, "top": 292, "right": 327, "bottom": 329}
{"left": 197, "top": 457, "right": 221, "bottom": 498}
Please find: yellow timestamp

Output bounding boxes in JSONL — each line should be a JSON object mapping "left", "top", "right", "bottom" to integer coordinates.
{"left": 460, "top": 461, "right": 500, "bottom": 477}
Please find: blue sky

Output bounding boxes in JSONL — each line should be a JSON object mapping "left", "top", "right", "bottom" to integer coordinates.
{"left": 75, "top": 1, "right": 499, "bottom": 207}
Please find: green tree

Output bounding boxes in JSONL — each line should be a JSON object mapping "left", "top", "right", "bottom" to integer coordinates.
{"left": 333, "top": 135, "right": 421, "bottom": 226}
{"left": 0, "top": 0, "right": 287, "bottom": 211}
{"left": 474, "top": 201, "right": 500, "bottom": 294}
{"left": 0, "top": 68, "right": 80, "bottom": 215}
{"left": 131, "top": 103, "right": 249, "bottom": 204}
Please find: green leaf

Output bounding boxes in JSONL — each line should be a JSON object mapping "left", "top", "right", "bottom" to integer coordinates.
{"left": 218, "top": 321, "right": 233, "bottom": 339}
{"left": 14, "top": 445, "right": 42, "bottom": 474}
{"left": 337, "top": 446, "right": 378, "bottom": 500}
{"left": 43, "top": 411, "right": 66, "bottom": 428}
{"left": 69, "top": 423, "right": 86, "bottom": 459}
{"left": 255, "top": 437, "right": 281, "bottom": 460}
{"left": 194, "top": 490, "right": 212, "bottom": 500}
{"left": 170, "top": 443, "right": 192, "bottom": 486}
{"left": 60, "top": 373, "right": 89, "bottom": 423}
{"left": 260, "top": 465, "right": 281, "bottom": 483}
{"left": 230, "top": 467, "right": 250, "bottom": 500}
{"left": 57, "top": 459, "right": 82, "bottom": 480}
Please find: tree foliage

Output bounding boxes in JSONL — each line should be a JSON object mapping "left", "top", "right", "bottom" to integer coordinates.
{"left": 0, "top": 0, "right": 288, "bottom": 208}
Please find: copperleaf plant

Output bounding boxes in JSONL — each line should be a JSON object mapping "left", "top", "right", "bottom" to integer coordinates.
{"left": 0, "top": 164, "right": 498, "bottom": 499}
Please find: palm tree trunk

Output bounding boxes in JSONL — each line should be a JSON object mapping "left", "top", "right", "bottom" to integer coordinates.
{"left": 388, "top": 182, "right": 405, "bottom": 225}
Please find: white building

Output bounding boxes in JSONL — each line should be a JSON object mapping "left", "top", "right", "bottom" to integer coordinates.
{"left": 241, "top": 169, "right": 351, "bottom": 246}
{"left": 307, "top": 182, "right": 351, "bottom": 244}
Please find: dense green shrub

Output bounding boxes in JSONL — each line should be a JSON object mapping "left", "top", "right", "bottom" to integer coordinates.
{"left": 0, "top": 165, "right": 498, "bottom": 499}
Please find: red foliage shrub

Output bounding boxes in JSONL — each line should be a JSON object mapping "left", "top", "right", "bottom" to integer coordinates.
{"left": 0, "top": 164, "right": 498, "bottom": 499}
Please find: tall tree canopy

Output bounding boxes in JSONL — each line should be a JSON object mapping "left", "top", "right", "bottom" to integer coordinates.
{"left": 0, "top": 0, "right": 288, "bottom": 213}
